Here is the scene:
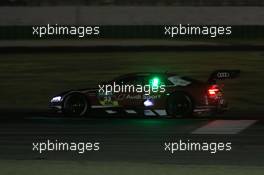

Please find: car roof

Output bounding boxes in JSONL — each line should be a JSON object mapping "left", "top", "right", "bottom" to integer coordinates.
{"left": 114, "top": 72, "right": 178, "bottom": 78}
{"left": 111, "top": 72, "right": 204, "bottom": 84}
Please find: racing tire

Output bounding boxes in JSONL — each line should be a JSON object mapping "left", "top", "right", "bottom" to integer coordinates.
{"left": 166, "top": 92, "right": 193, "bottom": 118}
{"left": 63, "top": 93, "right": 89, "bottom": 117}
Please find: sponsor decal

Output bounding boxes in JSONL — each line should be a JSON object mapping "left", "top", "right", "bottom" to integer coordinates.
{"left": 168, "top": 76, "right": 191, "bottom": 86}
{"left": 217, "top": 72, "right": 230, "bottom": 78}
{"left": 116, "top": 94, "right": 161, "bottom": 100}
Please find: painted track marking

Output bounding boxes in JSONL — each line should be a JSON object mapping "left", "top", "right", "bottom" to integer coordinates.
{"left": 192, "top": 120, "right": 257, "bottom": 134}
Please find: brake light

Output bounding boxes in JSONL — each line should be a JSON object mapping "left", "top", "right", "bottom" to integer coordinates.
{"left": 208, "top": 85, "right": 220, "bottom": 98}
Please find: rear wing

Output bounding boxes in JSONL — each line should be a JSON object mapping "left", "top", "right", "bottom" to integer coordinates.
{"left": 208, "top": 70, "right": 241, "bottom": 83}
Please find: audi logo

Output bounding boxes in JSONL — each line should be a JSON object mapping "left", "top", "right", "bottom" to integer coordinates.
{"left": 217, "top": 72, "right": 230, "bottom": 78}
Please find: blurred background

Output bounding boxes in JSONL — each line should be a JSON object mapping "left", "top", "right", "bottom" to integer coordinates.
{"left": 0, "top": 0, "right": 263, "bottom": 114}
{"left": 1, "top": 0, "right": 264, "bottom": 6}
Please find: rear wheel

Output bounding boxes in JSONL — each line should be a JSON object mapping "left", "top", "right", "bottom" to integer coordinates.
{"left": 63, "top": 94, "right": 89, "bottom": 117}
{"left": 166, "top": 93, "right": 193, "bottom": 118}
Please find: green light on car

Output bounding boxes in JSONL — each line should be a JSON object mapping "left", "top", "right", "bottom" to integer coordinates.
{"left": 150, "top": 77, "right": 160, "bottom": 87}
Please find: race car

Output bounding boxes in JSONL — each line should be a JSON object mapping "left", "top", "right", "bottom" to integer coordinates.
{"left": 49, "top": 70, "right": 240, "bottom": 118}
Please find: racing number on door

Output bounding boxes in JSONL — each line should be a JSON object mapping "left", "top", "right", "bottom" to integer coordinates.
{"left": 104, "top": 96, "right": 112, "bottom": 104}
{"left": 99, "top": 94, "right": 119, "bottom": 106}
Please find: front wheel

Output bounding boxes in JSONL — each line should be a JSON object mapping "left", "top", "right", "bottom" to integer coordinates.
{"left": 63, "top": 94, "right": 89, "bottom": 117}
{"left": 166, "top": 93, "right": 193, "bottom": 118}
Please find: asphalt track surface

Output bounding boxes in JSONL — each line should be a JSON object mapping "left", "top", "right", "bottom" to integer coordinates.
{"left": 1, "top": 45, "right": 264, "bottom": 53}
{"left": 0, "top": 110, "right": 264, "bottom": 166}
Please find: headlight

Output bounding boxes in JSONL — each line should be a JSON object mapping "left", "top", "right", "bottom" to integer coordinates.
{"left": 50, "top": 96, "right": 62, "bottom": 103}
{"left": 144, "top": 99, "right": 154, "bottom": 107}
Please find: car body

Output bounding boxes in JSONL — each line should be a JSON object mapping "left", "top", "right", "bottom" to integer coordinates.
{"left": 49, "top": 70, "right": 240, "bottom": 117}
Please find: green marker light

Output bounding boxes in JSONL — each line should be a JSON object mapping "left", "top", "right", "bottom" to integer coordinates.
{"left": 150, "top": 77, "right": 160, "bottom": 87}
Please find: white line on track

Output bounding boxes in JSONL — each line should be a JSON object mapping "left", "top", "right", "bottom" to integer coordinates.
{"left": 192, "top": 120, "right": 257, "bottom": 135}
{"left": 154, "top": 110, "right": 167, "bottom": 116}
{"left": 144, "top": 110, "right": 156, "bottom": 116}
{"left": 125, "top": 110, "right": 137, "bottom": 114}
{"left": 105, "top": 110, "right": 117, "bottom": 114}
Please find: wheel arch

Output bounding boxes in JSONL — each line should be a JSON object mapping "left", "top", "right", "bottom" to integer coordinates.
{"left": 167, "top": 90, "right": 195, "bottom": 106}
{"left": 62, "top": 91, "right": 90, "bottom": 105}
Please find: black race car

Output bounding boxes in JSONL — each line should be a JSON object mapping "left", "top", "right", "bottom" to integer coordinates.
{"left": 49, "top": 70, "right": 240, "bottom": 117}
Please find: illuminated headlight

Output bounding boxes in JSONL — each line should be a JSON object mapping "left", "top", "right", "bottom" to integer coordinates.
{"left": 144, "top": 99, "right": 154, "bottom": 107}
{"left": 50, "top": 96, "right": 62, "bottom": 103}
